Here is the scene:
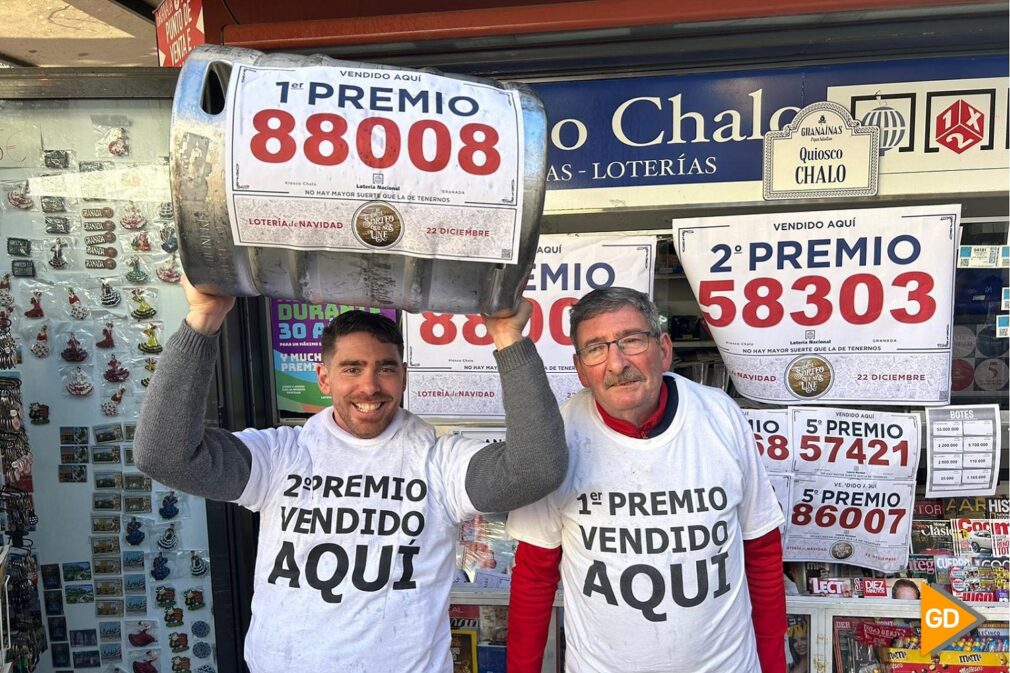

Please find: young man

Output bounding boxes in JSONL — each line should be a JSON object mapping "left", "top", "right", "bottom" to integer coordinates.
{"left": 134, "top": 278, "right": 567, "bottom": 673}
{"left": 506, "top": 287, "right": 786, "bottom": 673}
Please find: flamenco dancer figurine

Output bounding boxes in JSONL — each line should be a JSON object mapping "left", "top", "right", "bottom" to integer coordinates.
{"left": 101, "top": 386, "right": 126, "bottom": 416}
{"left": 61, "top": 333, "right": 88, "bottom": 362}
{"left": 130, "top": 289, "right": 157, "bottom": 320}
{"left": 125, "top": 256, "right": 149, "bottom": 284}
{"left": 139, "top": 324, "right": 162, "bottom": 355}
{"left": 24, "top": 290, "right": 44, "bottom": 319}
{"left": 66, "top": 366, "right": 94, "bottom": 396}
{"left": 67, "top": 287, "right": 90, "bottom": 319}
{"left": 30, "top": 324, "right": 50, "bottom": 358}
{"left": 49, "top": 238, "right": 68, "bottom": 269}
{"left": 128, "top": 622, "right": 156, "bottom": 647}
{"left": 0, "top": 311, "right": 17, "bottom": 370}
{"left": 190, "top": 551, "right": 209, "bottom": 577}
{"left": 6, "top": 181, "right": 32, "bottom": 210}
{"left": 159, "top": 491, "right": 179, "bottom": 519}
{"left": 125, "top": 517, "right": 145, "bottom": 546}
{"left": 131, "top": 231, "right": 152, "bottom": 253}
{"left": 156, "top": 256, "right": 182, "bottom": 284}
{"left": 96, "top": 321, "right": 116, "bottom": 349}
{"left": 120, "top": 201, "right": 147, "bottom": 230}
{"left": 141, "top": 357, "right": 157, "bottom": 387}
{"left": 160, "top": 224, "right": 178, "bottom": 253}
{"left": 100, "top": 279, "right": 121, "bottom": 307}
{"left": 0, "top": 273, "right": 14, "bottom": 310}
{"left": 103, "top": 354, "right": 129, "bottom": 383}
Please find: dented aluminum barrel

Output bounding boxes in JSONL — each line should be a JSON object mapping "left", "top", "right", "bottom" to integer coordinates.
{"left": 170, "top": 45, "right": 547, "bottom": 316}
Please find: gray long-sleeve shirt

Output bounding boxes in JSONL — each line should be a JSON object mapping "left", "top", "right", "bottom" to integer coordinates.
{"left": 133, "top": 320, "right": 567, "bottom": 512}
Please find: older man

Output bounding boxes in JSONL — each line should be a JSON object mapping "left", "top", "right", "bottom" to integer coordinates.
{"left": 506, "top": 286, "right": 786, "bottom": 673}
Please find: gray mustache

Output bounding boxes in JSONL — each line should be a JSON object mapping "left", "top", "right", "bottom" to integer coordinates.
{"left": 604, "top": 369, "right": 645, "bottom": 388}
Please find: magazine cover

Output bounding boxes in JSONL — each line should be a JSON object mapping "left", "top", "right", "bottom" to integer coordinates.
{"left": 450, "top": 629, "right": 478, "bottom": 673}
{"left": 909, "top": 519, "right": 956, "bottom": 555}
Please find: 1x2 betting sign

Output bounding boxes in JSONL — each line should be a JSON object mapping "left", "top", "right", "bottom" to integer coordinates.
{"left": 224, "top": 64, "right": 525, "bottom": 263}
{"left": 674, "top": 204, "right": 959, "bottom": 405}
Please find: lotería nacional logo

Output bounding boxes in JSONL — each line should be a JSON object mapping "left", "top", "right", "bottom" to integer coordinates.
{"left": 785, "top": 354, "right": 834, "bottom": 399}
{"left": 352, "top": 202, "right": 404, "bottom": 249}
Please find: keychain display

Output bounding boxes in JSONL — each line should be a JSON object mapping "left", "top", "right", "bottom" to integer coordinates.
{"left": 130, "top": 288, "right": 158, "bottom": 320}
{"left": 0, "top": 273, "right": 14, "bottom": 310}
{"left": 0, "top": 309, "right": 18, "bottom": 370}
{"left": 63, "top": 366, "right": 94, "bottom": 396}
{"left": 102, "top": 353, "right": 131, "bottom": 383}
{"left": 156, "top": 256, "right": 182, "bottom": 284}
{"left": 100, "top": 278, "right": 122, "bottom": 307}
{"left": 60, "top": 331, "right": 89, "bottom": 362}
{"left": 65, "top": 286, "right": 91, "bottom": 319}
{"left": 29, "top": 323, "right": 50, "bottom": 358}
{"left": 125, "top": 256, "right": 150, "bottom": 284}
{"left": 100, "top": 385, "right": 127, "bottom": 417}
{"left": 138, "top": 323, "right": 163, "bottom": 355}
{"left": 5, "top": 180, "right": 33, "bottom": 210}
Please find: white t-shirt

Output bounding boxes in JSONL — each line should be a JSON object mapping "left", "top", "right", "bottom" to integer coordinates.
{"left": 233, "top": 407, "right": 483, "bottom": 673}
{"left": 507, "top": 374, "right": 784, "bottom": 673}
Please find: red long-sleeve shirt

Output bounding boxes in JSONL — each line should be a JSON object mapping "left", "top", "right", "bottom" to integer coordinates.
{"left": 506, "top": 388, "right": 787, "bottom": 673}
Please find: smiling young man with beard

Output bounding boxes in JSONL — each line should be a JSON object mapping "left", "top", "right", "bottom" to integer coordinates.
{"left": 506, "top": 286, "right": 786, "bottom": 673}
{"left": 133, "top": 278, "right": 567, "bottom": 673}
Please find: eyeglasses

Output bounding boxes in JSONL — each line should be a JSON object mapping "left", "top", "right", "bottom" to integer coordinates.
{"left": 576, "top": 331, "right": 656, "bottom": 366}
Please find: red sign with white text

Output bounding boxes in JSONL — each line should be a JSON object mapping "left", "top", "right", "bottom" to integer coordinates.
{"left": 155, "top": 0, "right": 205, "bottom": 67}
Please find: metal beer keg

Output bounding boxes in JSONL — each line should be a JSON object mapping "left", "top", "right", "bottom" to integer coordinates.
{"left": 170, "top": 45, "right": 547, "bottom": 316}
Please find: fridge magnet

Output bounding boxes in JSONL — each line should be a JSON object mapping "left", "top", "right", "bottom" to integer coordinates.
{"left": 60, "top": 425, "right": 89, "bottom": 444}
{"left": 121, "top": 202, "right": 147, "bottom": 230}
{"left": 183, "top": 588, "right": 205, "bottom": 611}
{"left": 190, "top": 621, "right": 210, "bottom": 639}
{"left": 5, "top": 181, "right": 33, "bottom": 210}
{"left": 96, "top": 321, "right": 116, "bottom": 349}
{"left": 125, "top": 573, "right": 147, "bottom": 594}
{"left": 169, "top": 633, "right": 189, "bottom": 653}
{"left": 49, "top": 615, "right": 68, "bottom": 641}
{"left": 192, "top": 643, "right": 212, "bottom": 660}
{"left": 66, "top": 286, "right": 90, "bottom": 319}
{"left": 72, "top": 649, "right": 101, "bottom": 669}
{"left": 101, "top": 385, "right": 127, "bottom": 416}
{"left": 64, "top": 366, "right": 94, "bottom": 396}
{"left": 158, "top": 201, "right": 173, "bottom": 219}
{"left": 94, "top": 578, "right": 123, "bottom": 598}
{"left": 93, "top": 422, "right": 124, "bottom": 442}
{"left": 151, "top": 554, "right": 171, "bottom": 581}
{"left": 95, "top": 599, "right": 124, "bottom": 617}
{"left": 45, "top": 590, "right": 65, "bottom": 616}
{"left": 130, "top": 650, "right": 161, "bottom": 673}
{"left": 86, "top": 243, "right": 118, "bottom": 260}
{"left": 29, "top": 323, "right": 50, "bottom": 358}
{"left": 91, "top": 536, "right": 121, "bottom": 556}
{"left": 159, "top": 492, "right": 179, "bottom": 519}
{"left": 141, "top": 357, "right": 158, "bottom": 387}
{"left": 92, "top": 444, "right": 122, "bottom": 464}
{"left": 123, "top": 445, "right": 135, "bottom": 465}
{"left": 92, "top": 492, "right": 121, "bottom": 510}
{"left": 196, "top": 665, "right": 215, "bottom": 673}
{"left": 85, "top": 230, "right": 117, "bottom": 246}
{"left": 125, "top": 256, "right": 149, "bottom": 284}
{"left": 172, "top": 655, "right": 192, "bottom": 672}
{"left": 50, "top": 643, "right": 70, "bottom": 667}
{"left": 156, "top": 524, "right": 178, "bottom": 550}
{"left": 6, "top": 237, "right": 31, "bottom": 257}
{"left": 82, "top": 205, "right": 114, "bottom": 219}
{"left": 189, "top": 552, "right": 208, "bottom": 578}
{"left": 10, "top": 259, "right": 34, "bottom": 277}
{"left": 164, "top": 606, "right": 184, "bottom": 627}
{"left": 0, "top": 311, "right": 17, "bottom": 370}
{"left": 41, "top": 564, "right": 62, "bottom": 590}
{"left": 156, "top": 256, "right": 182, "bottom": 284}
{"left": 41, "top": 195, "right": 67, "bottom": 213}
{"left": 44, "top": 149, "right": 71, "bottom": 170}
{"left": 57, "top": 464, "right": 87, "bottom": 483}
{"left": 99, "top": 621, "right": 122, "bottom": 642}
{"left": 0, "top": 273, "right": 13, "bottom": 310}
{"left": 100, "top": 279, "right": 121, "bottom": 307}
{"left": 126, "top": 595, "right": 149, "bottom": 615}
{"left": 62, "top": 561, "right": 92, "bottom": 581}
{"left": 48, "top": 237, "right": 70, "bottom": 269}
{"left": 139, "top": 323, "right": 163, "bottom": 354}
{"left": 130, "top": 288, "right": 157, "bottom": 320}
{"left": 155, "top": 585, "right": 177, "bottom": 608}
{"left": 125, "top": 495, "right": 152, "bottom": 514}
{"left": 125, "top": 517, "right": 146, "bottom": 546}
{"left": 94, "top": 470, "right": 124, "bottom": 490}
{"left": 131, "top": 231, "right": 152, "bottom": 253}
{"left": 128, "top": 621, "right": 158, "bottom": 646}
{"left": 23, "top": 289, "right": 44, "bottom": 318}
{"left": 91, "top": 514, "right": 121, "bottom": 534}
{"left": 122, "top": 550, "right": 145, "bottom": 570}
{"left": 101, "top": 126, "right": 130, "bottom": 157}
{"left": 93, "top": 556, "right": 123, "bottom": 575}
{"left": 125, "top": 472, "right": 152, "bottom": 491}
{"left": 60, "top": 332, "right": 88, "bottom": 362}
{"left": 84, "top": 257, "right": 117, "bottom": 271}
{"left": 45, "top": 215, "right": 72, "bottom": 234}
{"left": 100, "top": 643, "right": 123, "bottom": 663}
{"left": 159, "top": 224, "right": 178, "bottom": 253}
{"left": 66, "top": 583, "right": 97, "bottom": 605}
{"left": 124, "top": 422, "right": 136, "bottom": 441}
{"left": 28, "top": 401, "right": 49, "bottom": 425}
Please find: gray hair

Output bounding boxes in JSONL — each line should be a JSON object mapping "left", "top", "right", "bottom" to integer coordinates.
{"left": 569, "top": 287, "right": 662, "bottom": 347}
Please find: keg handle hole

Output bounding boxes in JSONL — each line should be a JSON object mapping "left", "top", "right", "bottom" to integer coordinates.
{"left": 200, "top": 62, "right": 232, "bottom": 116}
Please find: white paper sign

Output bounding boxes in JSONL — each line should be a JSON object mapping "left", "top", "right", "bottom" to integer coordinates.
{"left": 742, "top": 409, "right": 793, "bottom": 520}
{"left": 673, "top": 204, "right": 958, "bottom": 405}
{"left": 925, "top": 404, "right": 1002, "bottom": 497}
{"left": 404, "top": 234, "right": 655, "bottom": 418}
{"left": 782, "top": 407, "right": 920, "bottom": 573}
{"left": 225, "top": 64, "right": 525, "bottom": 263}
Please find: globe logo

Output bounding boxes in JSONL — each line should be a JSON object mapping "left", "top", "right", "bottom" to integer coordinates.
{"left": 861, "top": 101, "right": 906, "bottom": 155}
